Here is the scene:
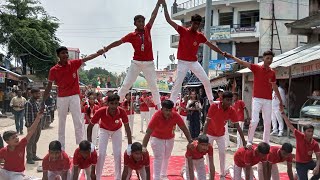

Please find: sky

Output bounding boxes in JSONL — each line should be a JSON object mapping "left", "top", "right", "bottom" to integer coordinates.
{"left": 40, "top": 0, "right": 180, "bottom": 74}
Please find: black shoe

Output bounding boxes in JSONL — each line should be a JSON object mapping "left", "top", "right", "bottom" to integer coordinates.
{"left": 33, "top": 156, "right": 42, "bottom": 161}
{"left": 27, "top": 159, "right": 35, "bottom": 164}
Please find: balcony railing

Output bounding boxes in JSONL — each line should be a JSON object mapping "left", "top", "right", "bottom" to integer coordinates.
{"left": 172, "top": 0, "right": 206, "bottom": 14}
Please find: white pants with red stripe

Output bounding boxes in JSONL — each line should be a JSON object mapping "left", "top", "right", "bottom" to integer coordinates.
{"left": 271, "top": 106, "right": 284, "bottom": 133}
{"left": 71, "top": 165, "right": 92, "bottom": 180}
{"left": 118, "top": 60, "right": 161, "bottom": 106}
{"left": 150, "top": 137, "right": 174, "bottom": 180}
{"left": 128, "top": 114, "right": 134, "bottom": 135}
{"left": 185, "top": 158, "right": 206, "bottom": 180}
{"left": 126, "top": 166, "right": 147, "bottom": 180}
{"left": 237, "top": 121, "right": 244, "bottom": 148}
{"left": 248, "top": 98, "right": 272, "bottom": 144}
{"left": 207, "top": 135, "right": 226, "bottom": 176}
{"left": 140, "top": 111, "right": 150, "bottom": 132}
{"left": 57, "top": 94, "right": 83, "bottom": 150}
{"left": 258, "top": 162, "right": 280, "bottom": 180}
{"left": 233, "top": 164, "right": 253, "bottom": 180}
{"left": 0, "top": 169, "right": 28, "bottom": 180}
{"left": 170, "top": 60, "right": 214, "bottom": 103}
{"left": 149, "top": 107, "right": 156, "bottom": 119}
{"left": 96, "top": 128, "right": 122, "bottom": 180}
{"left": 84, "top": 124, "right": 99, "bottom": 147}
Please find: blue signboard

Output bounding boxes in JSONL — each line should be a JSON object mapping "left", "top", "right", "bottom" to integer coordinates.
{"left": 209, "top": 57, "right": 253, "bottom": 71}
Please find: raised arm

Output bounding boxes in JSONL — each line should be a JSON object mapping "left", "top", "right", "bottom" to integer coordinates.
{"left": 41, "top": 81, "right": 53, "bottom": 111}
{"left": 103, "top": 40, "right": 123, "bottom": 53}
{"left": 26, "top": 112, "right": 43, "bottom": 142}
{"left": 205, "top": 41, "right": 224, "bottom": 55}
{"left": 281, "top": 113, "right": 296, "bottom": 132}
{"left": 148, "top": 0, "right": 162, "bottom": 27}
{"left": 162, "top": 1, "right": 179, "bottom": 30}
{"left": 81, "top": 49, "right": 104, "bottom": 63}
{"left": 224, "top": 53, "right": 251, "bottom": 68}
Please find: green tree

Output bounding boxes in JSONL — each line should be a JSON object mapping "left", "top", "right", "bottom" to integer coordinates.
{"left": 0, "top": 0, "right": 59, "bottom": 78}
{"left": 79, "top": 67, "right": 118, "bottom": 88}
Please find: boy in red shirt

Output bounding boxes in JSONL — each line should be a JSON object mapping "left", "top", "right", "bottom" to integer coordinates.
{"left": 42, "top": 46, "right": 104, "bottom": 150}
{"left": 0, "top": 112, "right": 42, "bottom": 179}
{"left": 87, "top": 94, "right": 132, "bottom": 180}
{"left": 162, "top": 1, "right": 225, "bottom": 106}
{"left": 102, "top": 1, "right": 162, "bottom": 110}
{"left": 233, "top": 142, "right": 270, "bottom": 180}
{"left": 203, "top": 91, "right": 246, "bottom": 178}
{"left": 142, "top": 100, "right": 192, "bottom": 180}
{"left": 140, "top": 91, "right": 150, "bottom": 133}
{"left": 232, "top": 92, "right": 250, "bottom": 148}
{"left": 282, "top": 113, "right": 320, "bottom": 179}
{"left": 185, "top": 134, "right": 214, "bottom": 180}
{"left": 82, "top": 95, "right": 100, "bottom": 147}
{"left": 225, "top": 51, "right": 284, "bottom": 145}
{"left": 72, "top": 140, "right": 97, "bottom": 180}
{"left": 257, "top": 143, "right": 294, "bottom": 180}
{"left": 42, "top": 141, "right": 71, "bottom": 180}
{"left": 122, "top": 142, "right": 151, "bottom": 180}
{"left": 121, "top": 93, "right": 135, "bottom": 136}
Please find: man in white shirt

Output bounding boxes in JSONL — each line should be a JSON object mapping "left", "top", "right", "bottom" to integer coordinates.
{"left": 271, "top": 84, "right": 286, "bottom": 137}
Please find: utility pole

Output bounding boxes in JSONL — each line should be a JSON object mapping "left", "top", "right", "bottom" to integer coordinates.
{"left": 270, "top": 0, "right": 282, "bottom": 53}
{"left": 203, "top": 0, "right": 212, "bottom": 75}
{"left": 156, "top": 51, "right": 159, "bottom": 70}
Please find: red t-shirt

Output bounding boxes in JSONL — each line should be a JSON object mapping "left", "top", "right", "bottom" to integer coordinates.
{"left": 82, "top": 104, "right": 100, "bottom": 124}
{"left": 73, "top": 148, "right": 98, "bottom": 169}
{"left": 121, "top": 100, "right": 134, "bottom": 115}
{"left": 179, "top": 101, "right": 188, "bottom": 116}
{"left": 206, "top": 102, "right": 238, "bottom": 137}
{"left": 234, "top": 146, "right": 267, "bottom": 167}
{"left": 148, "top": 110, "right": 185, "bottom": 139}
{"left": 48, "top": 60, "right": 82, "bottom": 97}
{"left": 185, "top": 141, "right": 213, "bottom": 159}
{"left": 140, "top": 97, "right": 149, "bottom": 112}
{"left": 267, "top": 146, "right": 293, "bottom": 164}
{"left": 42, "top": 151, "right": 71, "bottom": 172}
{"left": 250, "top": 64, "right": 276, "bottom": 100}
{"left": 148, "top": 96, "right": 156, "bottom": 108}
{"left": 91, "top": 106, "right": 128, "bottom": 131}
{"left": 233, "top": 100, "right": 246, "bottom": 121}
{"left": 294, "top": 129, "right": 320, "bottom": 163}
{"left": 121, "top": 23, "right": 153, "bottom": 61}
{"left": 0, "top": 138, "right": 27, "bottom": 172}
{"left": 124, "top": 150, "right": 150, "bottom": 170}
{"left": 176, "top": 25, "right": 207, "bottom": 61}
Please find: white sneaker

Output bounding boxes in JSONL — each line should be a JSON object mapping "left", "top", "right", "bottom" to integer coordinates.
{"left": 278, "top": 132, "right": 283, "bottom": 137}
{"left": 270, "top": 131, "right": 278, "bottom": 135}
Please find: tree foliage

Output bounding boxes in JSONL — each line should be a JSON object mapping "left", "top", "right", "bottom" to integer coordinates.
{"left": 0, "top": 0, "right": 60, "bottom": 78}
{"left": 79, "top": 67, "right": 119, "bottom": 88}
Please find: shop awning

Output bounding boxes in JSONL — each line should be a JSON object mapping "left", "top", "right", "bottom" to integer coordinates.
{"left": 237, "top": 43, "right": 320, "bottom": 73}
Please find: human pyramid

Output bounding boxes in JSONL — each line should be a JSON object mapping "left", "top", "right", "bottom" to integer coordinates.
{"left": 1, "top": 0, "right": 320, "bottom": 180}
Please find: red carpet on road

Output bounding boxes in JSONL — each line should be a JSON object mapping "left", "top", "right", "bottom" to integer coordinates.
{"left": 79, "top": 156, "right": 290, "bottom": 180}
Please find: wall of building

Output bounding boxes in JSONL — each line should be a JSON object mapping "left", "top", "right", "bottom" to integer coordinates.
{"left": 259, "top": 0, "right": 309, "bottom": 56}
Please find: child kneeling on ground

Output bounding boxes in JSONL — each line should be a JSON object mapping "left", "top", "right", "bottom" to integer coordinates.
{"left": 122, "top": 142, "right": 150, "bottom": 180}
{"left": 42, "top": 140, "right": 71, "bottom": 180}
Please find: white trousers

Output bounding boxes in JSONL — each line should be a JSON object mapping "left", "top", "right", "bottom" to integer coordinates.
{"left": 57, "top": 95, "right": 83, "bottom": 150}
{"left": 84, "top": 124, "right": 99, "bottom": 146}
{"left": 48, "top": 170, "right": 71, "bottom": 180}
{"left": 185, "top": 158, "right": 206, "bottom": 180}
{"left": 0, "top": 169, "right": 28, "bottom": 180}
{"left": 118, "top": 60, "right": 160, "bottom": 105}
{"left": 271, "top": 107, "right": 284, "bottom": 133}
{"left": 128, "top": 114, "right": 134, "bottom": 135}
{"left": 140, "top": 111, "right": 150, "bottom": 132}
{"left": 233, "top": 164, "right": 253, "bottom": 180}
{"left": 248, "top": 98, "right": 272, "bottom": 144}
{"left": 126, "top": 167, "right": 147, "bottom": 180}
{"left": 150, "top": 137, "right": 174, "bottom": 180}
{"left": 207, "top": 135, "right": 225, "bottom": 176}
{"left": 149, "top": 107, "right": 156, "bottom": 120}
{"left": 258, "top": 162, "right": 279, "bottom": 180}
{"left": 96, "top": 128, "right": 122, "bottom": 180}
{"left": 170, "top": 60, "right": 214, "bottom": 103}
{"left": 71, "top": 166, "right": 92, "bottom": 180}
{"left": 224, "top": 122, "right": 230, "bottom": 148}
{"left": 237, "top": 122, "right": 245, "bottom": 148}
